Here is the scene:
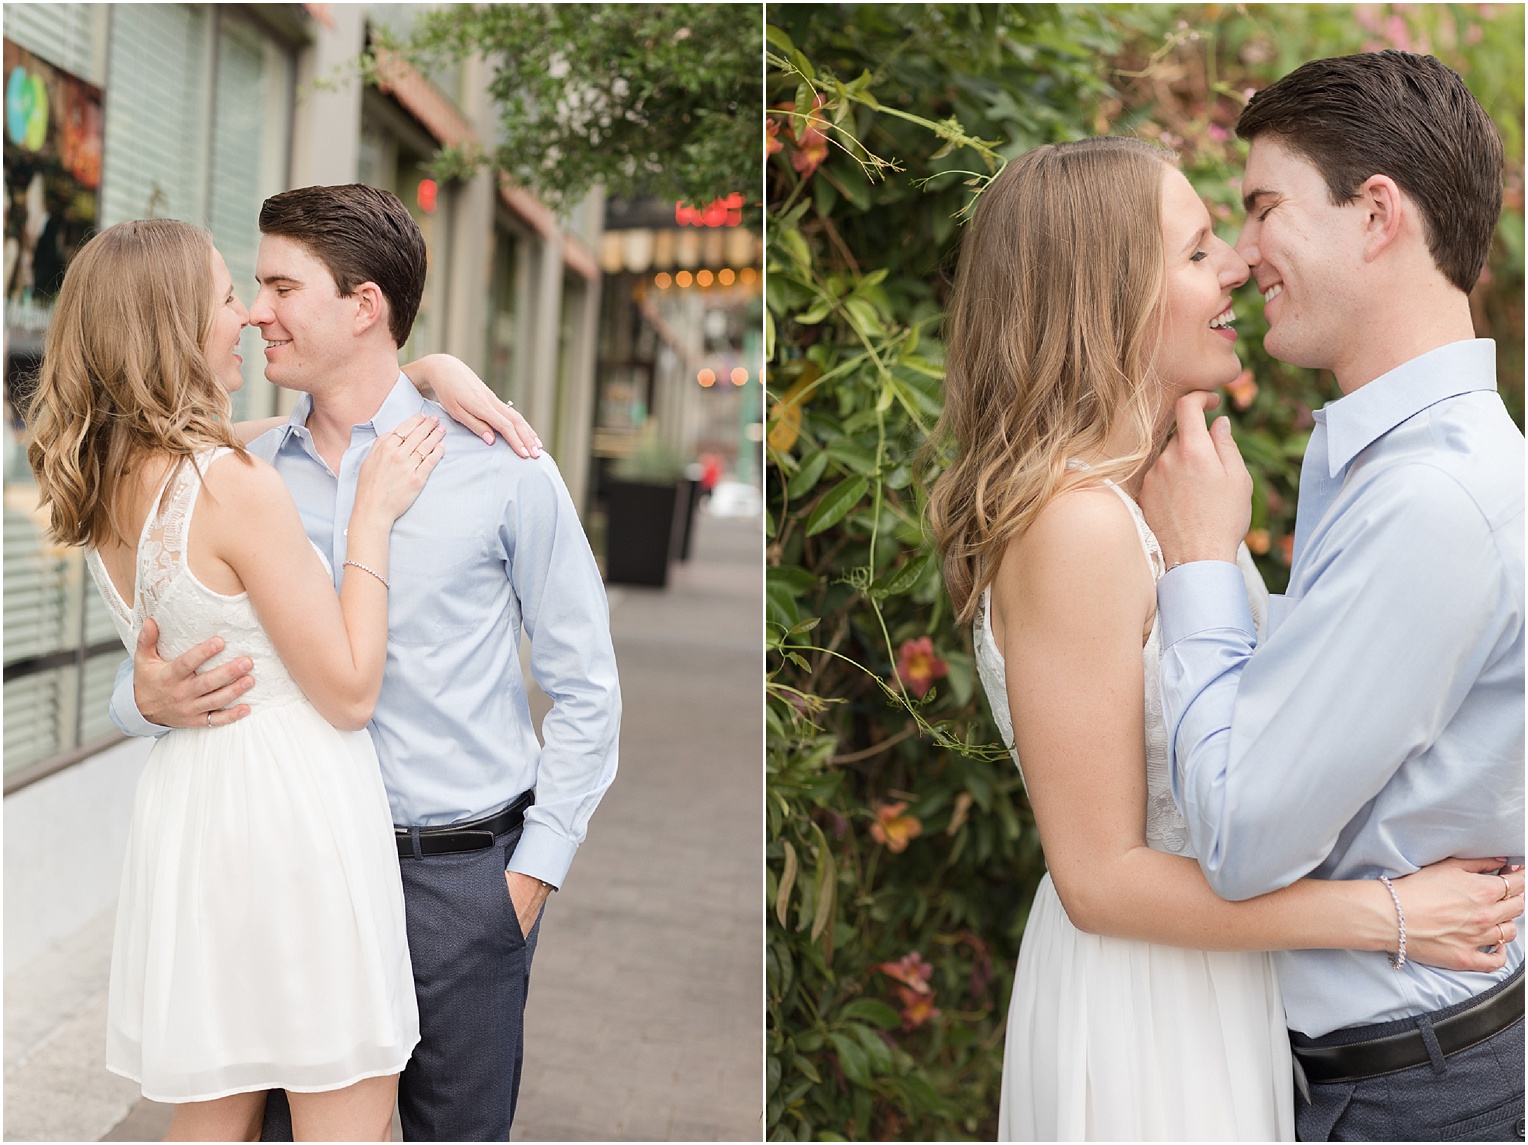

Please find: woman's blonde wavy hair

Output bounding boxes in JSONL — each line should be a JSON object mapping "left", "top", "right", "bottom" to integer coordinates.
{"left": 927, "top": 137, "right": 1177, "bottom": 623}
{"left": 26, "top": 218, "right": 246, "bottom": 549}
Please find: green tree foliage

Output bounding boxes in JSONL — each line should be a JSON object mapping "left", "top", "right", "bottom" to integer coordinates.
{"left": 765, "top": 5, "right": 1523, "bottom": 1140}
{"left": 379, "top": 3, "right": 762, "bottom": 211}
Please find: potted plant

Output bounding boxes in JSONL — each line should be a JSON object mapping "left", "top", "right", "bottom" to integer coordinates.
{"left": 604, "top": 428, "right": 688, "bottom": 586}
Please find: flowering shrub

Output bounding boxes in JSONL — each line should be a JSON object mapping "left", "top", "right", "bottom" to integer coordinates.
{"left": 766, "top": 5, "right": 1523, "bottom": 1140}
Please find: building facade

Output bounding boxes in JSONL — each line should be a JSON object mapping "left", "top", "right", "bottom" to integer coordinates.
{"left": 2, "top": 1, "right": 760, "bottom": 970}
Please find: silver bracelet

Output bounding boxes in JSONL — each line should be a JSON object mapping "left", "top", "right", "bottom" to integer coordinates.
{"left": 1378, "top": 874, "right": 1407, "bottom": 969}
{"left": 343, "top": 559, "right": 390, "bottom": 590}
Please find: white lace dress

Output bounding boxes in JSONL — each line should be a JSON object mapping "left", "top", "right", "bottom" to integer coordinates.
{"left": 86, "top": 448, "right": 418, "bottom": 1103}
{"left": 976, "top": 479, "right": 1294, "bottom": 1141}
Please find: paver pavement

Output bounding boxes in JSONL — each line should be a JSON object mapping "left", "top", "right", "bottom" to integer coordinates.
{"left": 3, "top": 510, "right": 763, "bottom": 1142}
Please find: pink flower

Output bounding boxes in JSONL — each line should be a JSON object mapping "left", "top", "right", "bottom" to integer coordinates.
{"left": 876, "top": 951, "right": 935, "bottom": 994}
{"left": 769, "top": 96, "right": 829, "bottom": 179}
{"left": 1225, "top": 368, "right": 1258, "bottom": 411}
{"left": 869, "top": 801, "right": 923, "bottom": 853}
{"left": 894, "top": 636, "right": 947, "bottom": 698}
{"left": 876, "top": 952, "right": 941, "bottom": 1029}
{"left": 894, "top": 984, "right": 941, "bottom": 1029}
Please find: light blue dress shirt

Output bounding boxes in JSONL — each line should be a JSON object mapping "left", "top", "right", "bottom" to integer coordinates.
{"left": 111, "top": 375, "right": 621, "bottom": 888}
{"left": 1157, "top": 339, "right": 1524, "bottom": 1037}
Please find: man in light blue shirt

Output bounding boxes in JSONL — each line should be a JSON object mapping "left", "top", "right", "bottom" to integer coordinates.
{"left": 1141, "top": 53, "right": 1523, "bottom": 1141}
{"left": 111, "top": 184, "right": 619, "bottom": 1139}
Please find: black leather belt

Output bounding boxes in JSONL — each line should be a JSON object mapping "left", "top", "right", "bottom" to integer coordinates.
{"left": 1292, "top": 976, "right": 1523, "bottom": 1085}
{"left": 395, "top": 791, "right": 533, "bottom": 859}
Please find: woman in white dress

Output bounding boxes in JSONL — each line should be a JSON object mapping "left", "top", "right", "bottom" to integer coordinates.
{"left": 925, "top": 137, "right": 1524, "bottom": 1141}
{"left": 25, "top": 218, "right": 456, "bottom": 1141}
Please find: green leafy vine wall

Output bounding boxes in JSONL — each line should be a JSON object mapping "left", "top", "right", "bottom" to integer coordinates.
{"left": 764, "top": 5, "right": 1524, "bottom": 1140}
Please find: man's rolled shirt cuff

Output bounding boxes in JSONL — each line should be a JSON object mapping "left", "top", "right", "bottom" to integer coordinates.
{"left": 108, "top": 658, "right": 173, "bottom": 739}
{"left": 1157, "top": 560, "right": 1257, "bottom": 649}
{"left": 504, "top": 821, "right": 577, "bottom": 889}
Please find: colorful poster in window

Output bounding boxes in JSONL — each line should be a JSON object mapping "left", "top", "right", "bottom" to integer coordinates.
{"left": 3, "top": 39, "right": 102, "bottom": 319}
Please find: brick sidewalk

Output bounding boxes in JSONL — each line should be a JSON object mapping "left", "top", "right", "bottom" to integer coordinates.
{"left": 4, "top": 511, "right": 762, "bottom": 1142}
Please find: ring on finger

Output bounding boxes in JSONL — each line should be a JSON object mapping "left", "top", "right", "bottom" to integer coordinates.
{"left": 207, "top": 712, "right": 213, "bottom": 729}
{"left": 393, "top": 432, "right": 408, "bottom": 443}
{"left": 1497, "top": 922, "right": 1506, "bottom": 946}
{"left": 1499, "top": 874, "right": 1512, "bottom": 901}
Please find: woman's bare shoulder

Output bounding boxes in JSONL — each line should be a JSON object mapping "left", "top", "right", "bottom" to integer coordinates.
{"left": 1007, "top": 484, "right": 1144, "bottom": 577}
{"left": 198, "top": 449, "right": 291, "bottom": 521}
{"left": 991, "top": 483, "right": 1155, "bottom": 641}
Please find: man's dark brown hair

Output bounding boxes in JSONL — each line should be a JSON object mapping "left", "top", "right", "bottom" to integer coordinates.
{"left": 258, "top": 184, "right": 427, "bottom": 346}
{"left": 1236, "top": 50, "right": 1503, "bottom": 293}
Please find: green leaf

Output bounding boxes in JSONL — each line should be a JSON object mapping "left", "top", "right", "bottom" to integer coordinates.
{"left": 796, "top": 296, "right": 834, "bottom": 325}
{"left": 775, "top": 839, "right": 798, "bottom": 927}
{"left": 805, "top": 475, "right": 869, "bottom": 535}
{"left": 839, "top": 170, "right": 873, "bottom": 211}
{"left": 843, "top": 297, "right": 882, "bottom": 337}
{"left": 828, "top": 1032, "right": 869, "bottom": 1087}
{"left": 853, "top": 1022, "right": 894, "bottom": 1071}
{"left": 823, "top": 439, "right": 877, "bottom": 475}
{"left": 768, "top": 565, "right": 818, "bottom": 596}
{"left": 809, "top": 822, "right": 837, "bottom": 945}
{"left": 794, "top": 82, "right": 815, "bottom": 126}
{"left": 839, "top": 997, "right": 901, "bottom": 1030}
{"left": 792, "top": 1049, "right": 822, "bottom": 1084}
{"left": 764, "top": 25, "right": 796, "bottom": 54}
{"left": 879, "top": 550, "right": 937, "bottom": 597}
{"left": 788, "top": 449, "right": 830, "bottom": 499}
{"left": 776, "top": 225, "right": 811, "bottom": 272}
{"left": 765, "top": 579, "right": 801, "bottom": 631}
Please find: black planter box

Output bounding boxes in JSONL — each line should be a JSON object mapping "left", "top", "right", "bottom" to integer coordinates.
{"left": 605, "top": 479, "right": 683, "bottom": 586}
{"left": 675, "top": 477, "right": 702, "bottom": 562}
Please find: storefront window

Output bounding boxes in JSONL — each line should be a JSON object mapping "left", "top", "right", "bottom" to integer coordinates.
{"left": 2, "top": 7, "right": 294, "bottom": 783}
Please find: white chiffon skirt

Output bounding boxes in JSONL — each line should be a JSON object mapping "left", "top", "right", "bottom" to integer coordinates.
{"left": 999, "top": 873, "right": 1295, "bottom": 1141}
{"left": 105, "top": 702, "right": 419, "bottom": 1102}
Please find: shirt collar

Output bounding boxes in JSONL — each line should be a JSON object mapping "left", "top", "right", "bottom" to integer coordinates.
{"left": 1318, "top": 339, "right": 1497, "bottom": 477}
{"left": 367, "top": 373, "right": 431, "bottom": 437}
{"left": 272, "top": 373, "right": 426, "bottom": 449}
